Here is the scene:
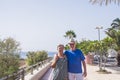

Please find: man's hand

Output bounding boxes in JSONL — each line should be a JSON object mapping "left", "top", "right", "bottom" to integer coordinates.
{"left": 83, "top": 71, "right": 87, "bottom": 77}
{"left": 82, "top": 61, "right": 87, "bottom": 77}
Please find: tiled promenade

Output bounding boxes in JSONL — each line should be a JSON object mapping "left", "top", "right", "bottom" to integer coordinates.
{"left": 41, "top": 64, "right": 120, "bottom": 80}
{"left": 41, "top": 68, "right": 52, "bottom": 80}
{"left": 84, "top": 64, "right": 120, "bottom": 80}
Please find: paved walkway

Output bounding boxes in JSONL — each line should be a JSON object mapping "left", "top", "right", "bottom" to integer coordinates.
{"left": 41, "top": 64, "right": 120, "bottom": 80}
{"left": 41, "top": 68, "right": 52, "bottom": 80}
{"left": 85, "top": 64, "right": 120, "bottom": 80}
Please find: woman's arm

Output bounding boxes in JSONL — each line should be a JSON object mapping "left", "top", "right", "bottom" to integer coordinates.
{"left": 51, "top": 54, "right": 58, "bottom": 68}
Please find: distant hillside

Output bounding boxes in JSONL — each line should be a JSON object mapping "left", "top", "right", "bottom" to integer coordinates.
{"left": 48, "top": 51, "right": 56, "bottom": 57}
{"left": 19, "top": 51, "right": 56, "bottom": 59}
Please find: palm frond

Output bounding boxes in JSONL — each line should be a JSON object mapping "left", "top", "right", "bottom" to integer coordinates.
{"left": 64, "top": 30, "right": 76, "bottom": 39}
{"left": 111, "top": 18, "right": 120, "bottom": 30}
{"left": 90, "top": 0, "right": 120, "bottom": 5}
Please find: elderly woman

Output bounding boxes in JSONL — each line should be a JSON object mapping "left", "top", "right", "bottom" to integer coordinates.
{"left": 49, "top": 44, "right": 68, "bottom": 80}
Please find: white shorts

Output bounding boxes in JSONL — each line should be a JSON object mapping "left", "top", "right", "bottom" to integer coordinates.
{"left": 68, "top": 72, "right": 83, "bottom": 80}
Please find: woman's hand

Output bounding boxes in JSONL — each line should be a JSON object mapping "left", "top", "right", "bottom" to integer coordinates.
{"left": 51, "top": 54, "right": 59, "bottom": 68}
{"left": 54, "top": 54, "right": 59, "bottom": 61}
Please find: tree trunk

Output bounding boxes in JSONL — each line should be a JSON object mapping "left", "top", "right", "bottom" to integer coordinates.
{"left": 117, "top": 50, "right": 120, "bottom": 67}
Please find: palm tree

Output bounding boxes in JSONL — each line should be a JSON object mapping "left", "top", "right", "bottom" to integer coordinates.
{"left": 111, "top": 18, "right": 120, "bottom": 30}
{"left": 110, "top": 18, "right": 120, "bottom": 49}
{"left": 90, "top": 0, "right": 120, "bottom": 5}
{"left": 105, "top": 18, "right": 120, "bottom": 66}
{"left": 64, "top": 30, "right": 76, "bottom": 39}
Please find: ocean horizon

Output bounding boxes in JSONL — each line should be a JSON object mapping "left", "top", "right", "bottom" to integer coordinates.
{"left": 20, "top": 51, "right": 56, "bottom": 59}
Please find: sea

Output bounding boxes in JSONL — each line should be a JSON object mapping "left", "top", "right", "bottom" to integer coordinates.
{"left": 20, "top": 51, "right": 56, "bottom": 59}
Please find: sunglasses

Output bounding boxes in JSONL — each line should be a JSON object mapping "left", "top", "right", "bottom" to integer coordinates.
{"left": 69, "top": 43, "right": 75, "bottom": 45}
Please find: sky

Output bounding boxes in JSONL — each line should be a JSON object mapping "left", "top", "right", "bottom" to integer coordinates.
{"left": 0, "top": 0, "right": 120, "bottom": 52}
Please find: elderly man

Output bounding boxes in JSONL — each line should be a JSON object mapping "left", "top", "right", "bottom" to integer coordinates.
{"left": 64, "top": 39, "right": 87, "bottom": 80}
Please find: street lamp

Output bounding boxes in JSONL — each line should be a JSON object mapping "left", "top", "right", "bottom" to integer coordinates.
{"left": 95, "top": 26, "right": 103, "bottom": 70}
{"left": 95, "top": 27, "right": 103, "bottom": 41}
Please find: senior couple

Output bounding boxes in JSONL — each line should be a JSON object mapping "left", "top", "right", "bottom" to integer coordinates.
{"left": 49, "top": 39, "right": 87, "bottom": 80}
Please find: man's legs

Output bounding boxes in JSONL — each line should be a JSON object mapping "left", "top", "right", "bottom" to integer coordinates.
{"left": 75, "top": 73, "right": 83, "bottom": 80}
{"left": 68, "top": 73, "right": 75, "bottom": 80}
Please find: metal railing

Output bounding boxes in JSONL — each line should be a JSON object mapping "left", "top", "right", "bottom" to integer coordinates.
{"left": 0, "top": 57, "right": 52, "bottom": 80}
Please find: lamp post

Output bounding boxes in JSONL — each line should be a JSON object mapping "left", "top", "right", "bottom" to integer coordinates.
{"left": 95, "top": 26, "right": 103, "bottom": 70}
{"left": 96, "top": 27, "right": 103, "bottom": 41}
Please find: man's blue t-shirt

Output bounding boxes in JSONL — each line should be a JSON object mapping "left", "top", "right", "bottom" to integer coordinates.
{"left": 64, "top": 49, "right": 85, "bottom": 73}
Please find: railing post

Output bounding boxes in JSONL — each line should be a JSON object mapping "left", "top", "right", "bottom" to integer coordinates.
{"left": 36, "top": 63, "right": 39, "bottom": 70}
{"left": 21, "top": 69, "right": 25, "bottom": 80}
{"left": 40, "top": 62, "right": 42, "bottom": 68}
{"left": 6, "top": 75, "right": 8, "bottom": 80}
{"left": 31, "top": 66, "right": 33, "bottom": 75}
{"left": 42, "top": 61, "right": 44, "bottom": 66}
{"left": 13, "top": 72, "right": 16, "bottom": 80}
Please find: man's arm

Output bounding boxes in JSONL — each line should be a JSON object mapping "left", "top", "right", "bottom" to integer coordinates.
{"left": 82, "top": 60, "right": 87, "bottom": 77}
